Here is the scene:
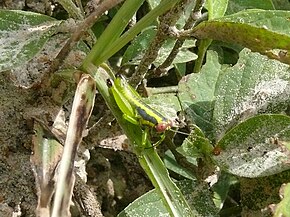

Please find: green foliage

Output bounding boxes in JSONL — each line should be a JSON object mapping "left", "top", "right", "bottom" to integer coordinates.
{"left": 119, "top": 180, "right": 219, "bottom": 217}
{"left": 215, "top": 114, "right": 290, "bottom": 177}
{"left": 191, "top": 10, "right": 290, "bottom": 64}
{"left": 122, "top": 27, "right": 197, "bottom": 68}
{"left": 2, "top": 0, "right": 290, "bottom": 216}
{"left": 274, "top": 183, "right": 290, "bottom": 216}
{"left": 0, "top": 10, "right": 61, "bottom": 71}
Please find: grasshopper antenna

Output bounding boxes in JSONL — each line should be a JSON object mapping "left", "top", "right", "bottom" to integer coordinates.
{"left": 169, "top": 128, "right": 190, "bottom": 136}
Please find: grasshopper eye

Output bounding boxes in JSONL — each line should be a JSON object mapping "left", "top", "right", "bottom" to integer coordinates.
{"left": 107, "top": 79, "right": 113, "bottom": 87}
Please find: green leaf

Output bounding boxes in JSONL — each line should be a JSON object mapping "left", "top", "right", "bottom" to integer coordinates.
{"left": 213, "top": 114, "right": 290, "bottom": 178}
{"left": 82, "top": 0, "right": 144, "bottom": 68}
{"left": 153, "top": 39, "right": 197, "bottom": 67}
{"left": 11, "top": 34, "right": 70, "bottom": 87}
{"left": 178, "top": 126, "right": 213, "bottom": 157}
{"left": 0, "top": 10, "right": 61, "bottom": 71}
{"left": 118, "top": 188, "right": 169, "bottom": 217}
{"left": 175, "top": 1, "right": 196, "bottom": 28}
{"left": 195, "top": 0, "right": 228, "bottom": 73}
{"left": 212, "top": 172, "right": 238, "bottom": 210}
{"left": 179, "top": 49, "right": 290, "bottom": 141}
{"left": 118, "top": 180, "right": 219, "bottom": 217}
{"left": 272, "top": 0, "right": 290, "bottom": 10}
{"left": 178, "top": 50, "right": 222, "bottom": 140}
{"left": 145, "top": 92, "right": 181, "bottom": 121}
{"left": 82, "top": 0, "right": 180, "bottom": 68}
{"left": 178, "top": 180, "right": 219, "bottom": 217}
{"left": 10, "top": 33, "right": 89, "bottom": 88}
{"left": 206, "top": 0, "right": 229, "bottom": 20}
{"left": 213, "top": 49, "right": 290, "bottom": 138}
{"left": 175, "top": 63, "right": 186, "bottom": 77}
{"left": 122, "top": 27, "right": 157, "bottom": 65}
{"left": 226, "top": 0, "right": 275, "bottom": 15}
{"left": 274, "top": 183, "right": 290, "bottom": 217}
{"left": 138, "top": 148, "right": 195, "bottom": 217}
{"left": 191, "top": 10, "right": 290, "bottom": 64}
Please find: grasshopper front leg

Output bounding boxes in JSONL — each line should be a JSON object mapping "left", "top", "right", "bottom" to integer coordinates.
{"left": 123, "top": 114, "right": 152, "bottom": 148}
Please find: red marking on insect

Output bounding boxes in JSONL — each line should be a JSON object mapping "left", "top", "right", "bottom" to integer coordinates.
{"left": 155, "top": 120, "right": 173, "bottom": 133}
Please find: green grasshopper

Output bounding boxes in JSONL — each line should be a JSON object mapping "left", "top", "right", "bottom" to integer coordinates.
{"left": 107, "top": 74, "right": 175, "bottom": 147}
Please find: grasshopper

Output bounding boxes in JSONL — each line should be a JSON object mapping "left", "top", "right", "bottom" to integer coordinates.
{"left": 107, "top": 75, "right": 175, "bottom": 146}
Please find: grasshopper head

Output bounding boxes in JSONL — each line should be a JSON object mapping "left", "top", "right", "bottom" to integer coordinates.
{"left": 106, "top": 78, "right": 114, "bottom": 87}
{"left": 155, "top": 120, "right": 173, "bottom": 133}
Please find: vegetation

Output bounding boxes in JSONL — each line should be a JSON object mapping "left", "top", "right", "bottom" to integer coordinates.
{"left": 1, "top": 0, "right": 290, "bottom": 216}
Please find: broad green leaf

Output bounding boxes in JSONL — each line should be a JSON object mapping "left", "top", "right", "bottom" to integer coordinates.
{"left": 178, "top": 50, "right": 222, "bottom": 140}
{"left": 212, "top": 172, "right": 238, "bottom": 210}
{"left": 10, "top": 33, "right": 89, "bottom": 88}
{"left": 10, "top": 33, "right": 68, "bottom": 87}
{"left": 118, "top": 180, "right": 219, "bottom": 217}
{"left": 226, "top": 0, "right": 275, "bottom": 15}
{"left": 175, "top": 62, "right": 186, "bottom": 77}
{"left": 178, "top": 180, "right": 219, "bottom": 217}
{"left": 118, "top": 188, "right": 169, "bottom": 217}
{"left": 213, "top": 49, "right": 290, "bottom": 138}
{"left": 179, "top": 49, "right": 290, "bottom": 141}
{"left": 175, "top": 1, "right": 196, "bottom": 28}
{"left": 190, "top": 10, "right": 290, "bottom": 64}
{"left": 0, "top": 10, "right": 61, "bottom": 72}
{"left": 213, "top": 114, "right": 290, "bottom": 178}
{"left": 153, "top": 39, "right": 197, "bottom": 67}
{"left": 178, "top": 126, "right": 213, "bottom": 157}
{"left": 272, "top": 0, "right": 290, "bottom": 10}
{"left": 206, "top": 0, "right": 229, "bottom": 19}
{"left": 197, "top": 0, "right": 228, "bottom": 73}
{"left": 145, "top": 92, "right": 181, "bottom": 121}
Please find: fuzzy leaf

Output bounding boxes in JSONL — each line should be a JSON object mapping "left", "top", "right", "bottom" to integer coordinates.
{"left": 191, "top": 10, "right": 290, "bottom": 64}
{"left": 0, "top": 10, "right": 61, "bottom": 71}
{"left": 214, "top": 114, "right": 290, "bottom": 178}
{"left": 118, "top": 180, "right": 218, "bottom": 217}
{"left": 213, "top": 49, "right": 290, "bottom": 139}
{"left": 178, "top": 50, "right": 222, "bottom": 140}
